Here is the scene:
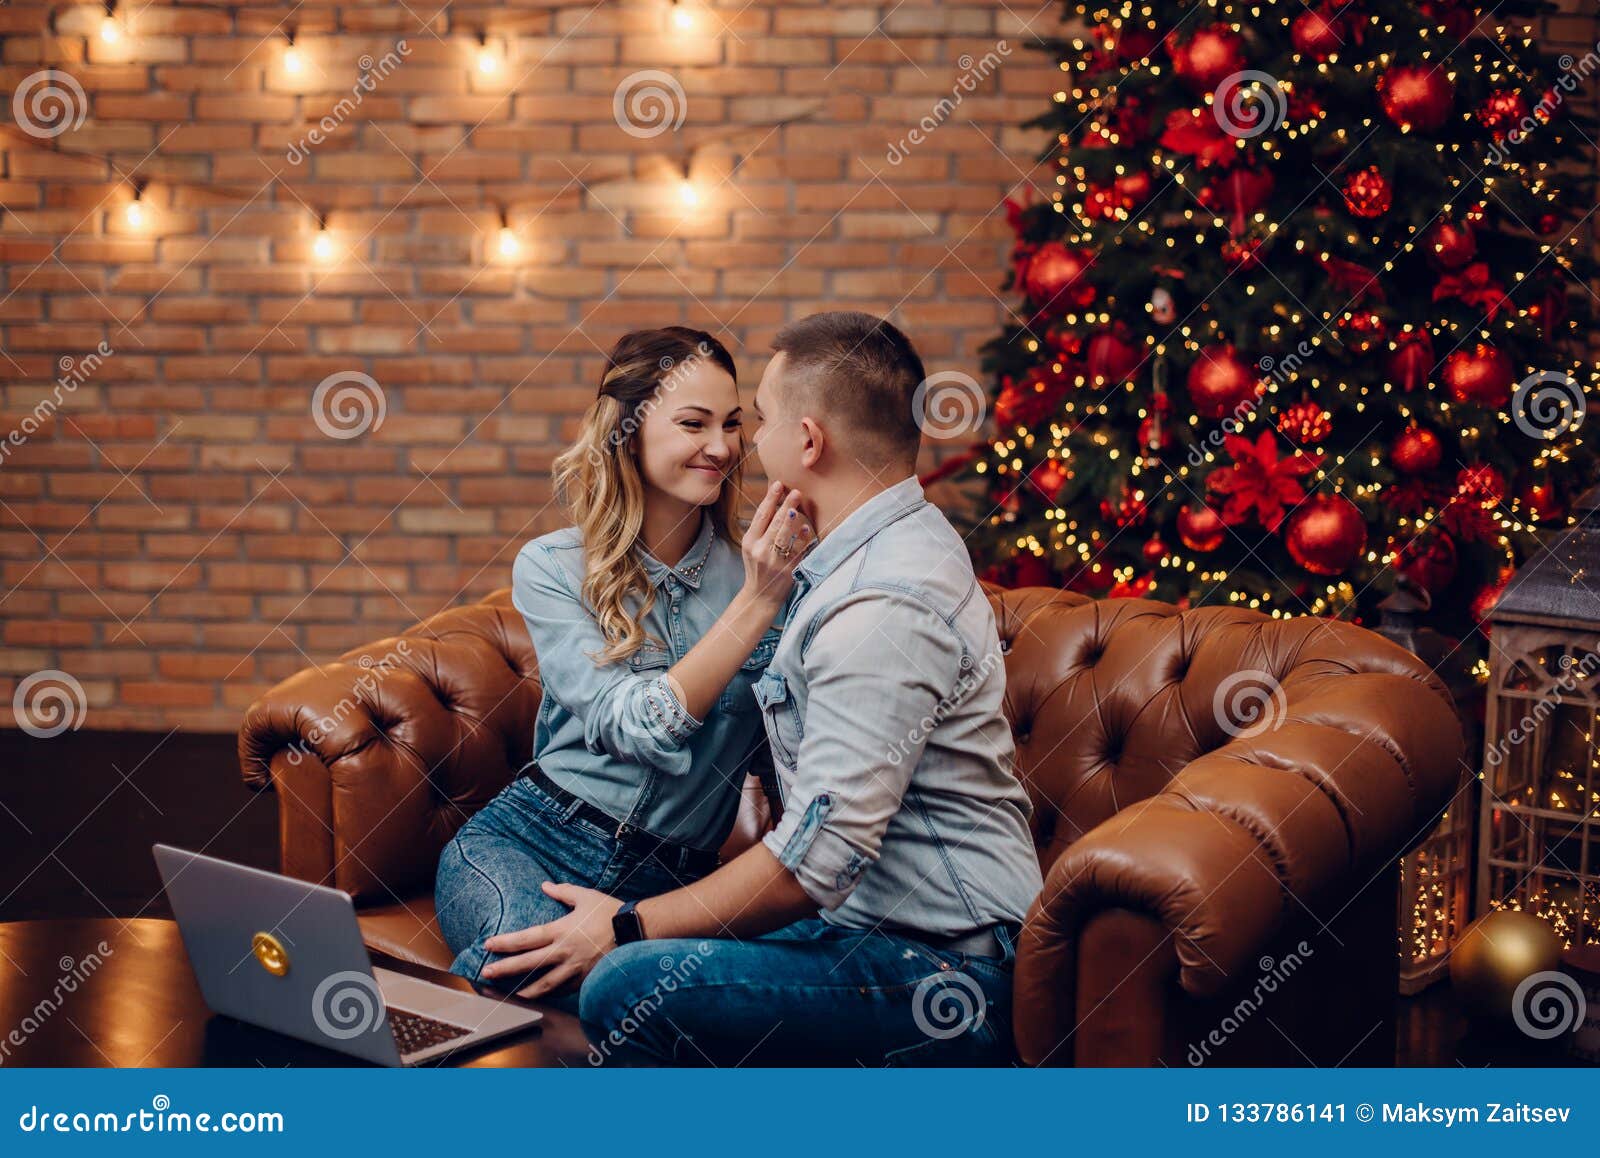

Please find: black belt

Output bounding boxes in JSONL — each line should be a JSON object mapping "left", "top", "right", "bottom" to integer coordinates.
{"left": 521, "top": 763, "right": 721, "bottom": 875}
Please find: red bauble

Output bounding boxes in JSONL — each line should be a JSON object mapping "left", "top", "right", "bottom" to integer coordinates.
{"left": 1114, "top": 170, "right": 1154, "bottom": 206}
{"left": 1167, "top": 24, "right": 1246, "bottom": 93}
{"left": 1213, "top": 167, "right": 1275, "bottom": 235}
{"left": 1100, "top": 484, "right": 1149, "bottom": 528}
{"left": 1278, "top": 400, "right": 1332, "bottom": 444}
{"left": 1221, "top": 237, "right": 1263, "bottom": 268}
{"left": 1285, "top": 495, "right": 1367, "bottom": 576}
{"left": 1085, "top": 185, "right": 1121, "bottom": 220}
{"left": 1456, "top": 463, "right": 1506, "bottom": 506}
{"left": 1086, "top": 324, "right": 1142, "bottom": 385}
{"left": 1425, "top": 220, "right": 1476, "bottom": 270}
{"left": 1537, "top": 212, "right": 1562, "bottom": 235}
{"left": 1024, "top": 242, "right": 1096, "bottom": 311}
{"left": 1177, "top": 503, "right": 1227, "bottom": 552}
{"left": 1377, "top": 64, "right": 1454, "bottom": 132}
{"left": 1029, "top": 458, "right": 1070, "bottom": 503}
{"left": 1477, "top": 89, "right": 1529, "bottom": 140}
{"left": 1342, "top": 165, "right": 1391, "bottom": 218}
{"left": 1138, "top": 413, "right": 1175, "bottom": 458}
{"left": 1186, "top": 343, "right": 1262, "bottom": 420}
{"left": 1396, "top": 532, "right": 1458, "bottom": 594}
{"left": 1388, "top": 328, "right": 1435, "bottom": 392}
{"left": 1391, "top": 425, "right": 1443, "bottom": 474}
{"left": 1471, "top": 570, "right": 1513, "bottom": 631}
{"left": 1142, "top": 535, "right": 1169, "bottom": 564}
{"left": 1521, "top": 479, "right": 1565, "bottom": 523}
{"left": 1291, "top": 9, "right": 1344, "bottom": 59}
{"left": 1443, "top": 343, "right": 1515, "bottom": 407}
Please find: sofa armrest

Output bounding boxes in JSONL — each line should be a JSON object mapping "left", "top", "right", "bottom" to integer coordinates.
{"left": 1013, "top": 666, "right": 1464, "bottom": 1066}
{"left": 238, "top": 602, "right": 540, "bottom": 904}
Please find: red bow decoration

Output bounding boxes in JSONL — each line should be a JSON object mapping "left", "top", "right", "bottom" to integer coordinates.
{"left": 1206, "top": 430, "right": 1323, "bottom": 532}
{"left": 1433, "top": 262, "right": 1507, "bottom": 319}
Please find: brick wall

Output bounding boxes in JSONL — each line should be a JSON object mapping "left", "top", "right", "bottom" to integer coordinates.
{"left": 1, "top": 1, "right": 1063, "bottom": 732}
{"left": 2, "top": 1, "right": 1596, "bottom": 733}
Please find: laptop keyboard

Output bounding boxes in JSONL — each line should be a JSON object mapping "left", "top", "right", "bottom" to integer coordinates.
{"left": 388, "top": 1007, "right": 473, "bottom": 1056}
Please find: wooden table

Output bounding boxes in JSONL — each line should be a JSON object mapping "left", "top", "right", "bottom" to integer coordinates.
{"left": 0, "top": 918, "right": 593, "bottom": 1067}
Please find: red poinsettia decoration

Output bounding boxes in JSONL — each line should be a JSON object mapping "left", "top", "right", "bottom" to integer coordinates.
{"left": 1432, "top": 262, "right": 1508, "bottom": 319}
{"left": 1206, "top": 430, "right": 1323, "bottom": 531}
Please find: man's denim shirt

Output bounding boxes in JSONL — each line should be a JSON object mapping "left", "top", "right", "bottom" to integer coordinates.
{"left": 756, "top": 476, "right": 1044, "bottom": 936}
{"left": 511, "top": 514, "right": 780, "bottom": 853}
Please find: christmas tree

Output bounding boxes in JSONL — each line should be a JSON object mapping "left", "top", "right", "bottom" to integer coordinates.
{"left": 962, "top": 0, "right": 1599, "bottom": 643}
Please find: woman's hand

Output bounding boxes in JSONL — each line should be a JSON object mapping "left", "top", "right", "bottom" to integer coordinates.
{"left": 480, "top": 882, "right": 623, "bottom": 1000}
{"left": 740, "top": 481, "right": 813, "bottom": 610}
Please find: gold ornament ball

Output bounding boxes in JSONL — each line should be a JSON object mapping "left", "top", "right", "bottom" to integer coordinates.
{"left": 1448, "top": 911, "right": 1564, "bottom": 1022}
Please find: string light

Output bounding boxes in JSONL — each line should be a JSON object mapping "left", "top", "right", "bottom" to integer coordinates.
{"left": 669, "top": 0, "right": 695, "bottom": 32}
{"left": 123, "top": 179, "right": 145, "bottom": 228}
{"left": 495, "top": 207, "right": 520, "bottom": 260}
{"left": 99, "top": 1, "right": 122, "bottom": 44}
{"left": 312, "top": 213, "right": 334, "bottom": 263}
{"left": 677, "top": 157, "right": 700, "bottom": 209}
{"left": 476, "top": 33, "right": 501, "bottom": 75}
{"left": 283, "top": 29, "right": 303, "bottom": 76}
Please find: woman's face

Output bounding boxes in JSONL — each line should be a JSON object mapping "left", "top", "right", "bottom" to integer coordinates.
{"left": 632, "top": 358, "right": 743, "bottom": 509}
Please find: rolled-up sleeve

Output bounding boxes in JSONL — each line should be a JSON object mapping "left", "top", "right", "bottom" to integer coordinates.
{"left": 761, "top": 591, "right": 961, "bottom": 909}
{"left": 512, "top": 543, "right": 701, "bottom": 776}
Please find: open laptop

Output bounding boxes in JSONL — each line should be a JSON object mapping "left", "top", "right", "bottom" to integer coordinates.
{"left": 152, "top": 844, "right": 542, "bottom": 1066}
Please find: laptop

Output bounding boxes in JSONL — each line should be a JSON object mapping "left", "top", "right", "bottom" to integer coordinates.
{"left": 152, "top": 844, "right": 542, "bottom": 1066}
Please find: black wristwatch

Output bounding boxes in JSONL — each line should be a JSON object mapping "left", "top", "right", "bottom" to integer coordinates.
{"left": 612, "top": 900, "right": 647, "bottom": 946}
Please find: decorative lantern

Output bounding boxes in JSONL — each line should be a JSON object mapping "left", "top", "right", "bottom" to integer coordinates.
{"left": 1476, "top": 486, "right": 1600, "bottom": 950}
{"left": 1375, "top": 582, "right": 1480, "bottom": 993}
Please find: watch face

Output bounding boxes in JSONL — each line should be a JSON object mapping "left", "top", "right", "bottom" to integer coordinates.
{"left": 613, "top": 904, "right": 643, "bottom": 945}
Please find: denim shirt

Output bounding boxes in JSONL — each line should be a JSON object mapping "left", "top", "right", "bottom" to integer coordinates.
{"left": 511, "top": 514, "right": 781, "bottom": 852}
{"left": 755, "top": 477, "right": 1043, "bottom": 937}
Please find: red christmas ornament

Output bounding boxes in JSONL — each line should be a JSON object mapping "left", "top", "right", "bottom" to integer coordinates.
{"left": 1278, "top": 400, "right": 1332, "bottom": 444}
{"left": 1391, "top": 425, "right": 1443, "bottom": 474}
{"left": 1471, "top": 569, "right": 1513, "bottom": 631}
{"left": 1177, "top": 503, "right": 1227, "bottom": 552}
{"left": 1221, "top": 237, "right": 1263, "bottom": 269}
{"left": 1137, "top": 413, "right": 1175, "bottom": 458}
{"left": 1284, "top": 495, "right": 1367, "bottom": 576}
{"left": 1521, "top": 479, "right": 1565, "bottom": 523}
{"left": 1214, "top": 167, "right": 1275, "bottom": 235}
{"left": 1113, "top": 170, "right": 1153, "bottom": 207}
{"left": 1537, "top": 211, "right": 1563, "bottom": 235}
{"left": 1024, "top": 242, "right": 1096, "bottom": 311}
{"left": 1291, "top": 9, "right": 1344, "bottom": 59}
{"left": 1396, "top": 531, "right": 1458, "bottom": 594}
{"left": 1378, "top": 64, "right": 1454, "bottom": 132}
{"left": 1336, "top": 309, "right": 1387, "bottom": 354}
{"left": 1085, "top": 185, "right": 1122, "bottom": 220}
{"left": 1028, "top": 457, "right": 1070, "bottom": 503}
{"left": 1456, "top": 463, "right": 1506, "bottom": 506}
{"left": 1388, "top": 329, "right": 1434, "bottom": 392}
{"left": 1424, "top": 220, "right": 1476, "bottom": 270}
{"left": 1142, "top": 535, "right": 1169, "bottom": 564}
{"left": 1186, "top": 343, "right": 1263, "bottom": 420}
{"left": 1086, "top": 324, "right": 1142, "bottom": 385}
{"left": 1166, "top": 24, "right": 1246, "bottom": 93}
{"left": 1443, "top": 343, "right": 1515, "bottom": 408}
{"left": 1207, "top": 429, "right": 1322, "bottom": 531}
{"left": 1100, "top": 484, "right": 1149, "bottom": 528}
{"left": 1477, "top": 89, "right": 1529, "bottom": 140}
{"left": 1342, "top": 165, "right": 1391, "bottom": 218}
{"left": 1420, "top": 0, "right": 1476, "bottom": 40}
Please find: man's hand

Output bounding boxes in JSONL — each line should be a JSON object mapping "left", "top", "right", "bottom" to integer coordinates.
{"left": 479, "top": 882, "right": 623, "bottom": 999}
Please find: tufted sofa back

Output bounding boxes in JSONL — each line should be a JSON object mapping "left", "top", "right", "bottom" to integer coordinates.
{"left": 239, "top": 583, "right": 1454, "bottom": 902}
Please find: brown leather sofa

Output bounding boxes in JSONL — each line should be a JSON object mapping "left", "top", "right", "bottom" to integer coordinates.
{"left": 239, "top": 583, "right": 1464, "bottom": 1066}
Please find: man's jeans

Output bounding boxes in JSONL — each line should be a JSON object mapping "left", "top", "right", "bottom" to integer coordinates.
{"left": 577, "top": 918, "right": 1020, "bottom": 1065}
{"left": 435, "top": 773, "right": 713, "bottom": 1016}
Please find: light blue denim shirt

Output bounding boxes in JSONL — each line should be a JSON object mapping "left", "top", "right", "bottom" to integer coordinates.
{"left": 512, "top": 514, "right": 781, "bottom": 852}
{"left": 755, "top": 476, "right": 1043, "bottom": 937}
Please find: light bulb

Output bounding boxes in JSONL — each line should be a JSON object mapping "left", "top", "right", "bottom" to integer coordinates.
{"left": 313, "top": 231, "right": 334, "bottom": 262}
{"left": 678, "top": 180, "right": 699, "bottom": 208}
{"left": 124, "top": 200, "right": 143, "bottom": 228}
{"left": 100, "top": 16, "right": 122, "bottom": 44}
{"left": 284, "top": 45, "right": 303, "bottom": 74}
{"left": 477, "top": 43, "right": 499, "bottom": 74}
{"left": 497, "top": 226, "right": 520, "bottom": 259}
{"left": 670, "top": 1, "right": 694, "bottom": 31}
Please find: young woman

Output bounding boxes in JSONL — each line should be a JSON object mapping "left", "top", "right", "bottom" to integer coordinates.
{"left": 435, "top": 326, "right": 810, "bottom": 1010}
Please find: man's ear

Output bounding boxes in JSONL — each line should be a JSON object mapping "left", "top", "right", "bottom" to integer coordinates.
{"left": 798, "top": 415, "right": 826, "bottom": 470}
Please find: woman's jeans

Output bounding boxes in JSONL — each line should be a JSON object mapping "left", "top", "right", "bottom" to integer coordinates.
{"left": 435, "top": 773, "right": 715, "bottom": 1016}
{"left": 577, "top": 918, "right": 1020, "bottom": 1066}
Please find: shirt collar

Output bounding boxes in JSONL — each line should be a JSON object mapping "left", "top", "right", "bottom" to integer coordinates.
{"left": 638, "top": 511, "right": 716, "bottom": 590}
{"left": 796, "top": 475, "right": 927, "bottom": 589}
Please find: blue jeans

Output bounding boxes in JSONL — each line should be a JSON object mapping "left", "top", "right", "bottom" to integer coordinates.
{"left": 435, "top": 774, "right": 715, "bottom": 1016}
{"left": 577, "top": 918, "right": 1019, "bottom": 1066}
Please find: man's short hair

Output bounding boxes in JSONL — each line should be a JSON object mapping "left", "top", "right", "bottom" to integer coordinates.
{"left": 770, "top": 311, "right": 926, "bottom": 466}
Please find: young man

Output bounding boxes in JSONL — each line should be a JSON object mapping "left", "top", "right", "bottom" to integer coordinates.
{"left": 478, "top": 311, "right": 1043, "bottom": 1064}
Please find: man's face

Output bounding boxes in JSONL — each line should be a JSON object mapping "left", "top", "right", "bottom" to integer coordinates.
{"left": 751, "top": 352, "right": 806, "bottom": 485}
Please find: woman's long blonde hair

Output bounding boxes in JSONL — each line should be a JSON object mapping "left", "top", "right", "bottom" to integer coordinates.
{"left": 552, "top": 327, "right": 742, "bottom": 665}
